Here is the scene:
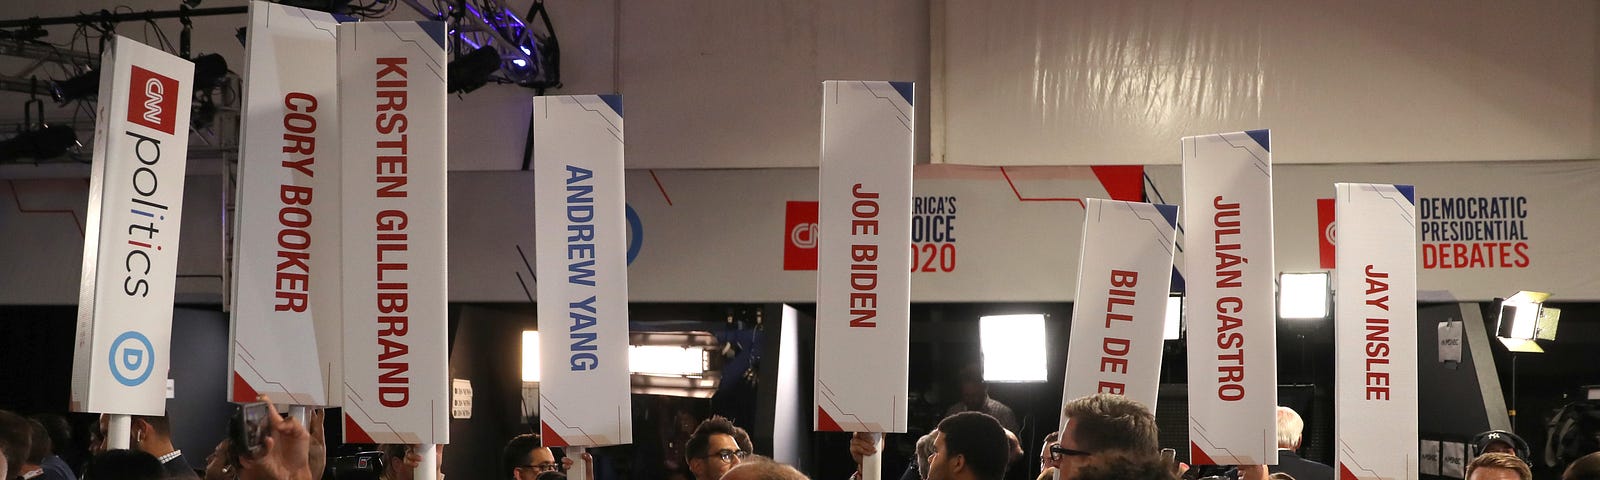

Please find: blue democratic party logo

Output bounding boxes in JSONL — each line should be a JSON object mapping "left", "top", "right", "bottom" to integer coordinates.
{"left": 625, "top": 204, "right": 643, "bottom": 265}
{"left": 108, "top": 331, "right": 155, "bottom": 387}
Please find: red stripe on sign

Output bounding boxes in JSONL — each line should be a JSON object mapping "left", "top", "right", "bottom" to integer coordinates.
{"left": 541, "top": 421, "right": 570, "bottom": 447}
{"left": 1318, "top": 198, "right": 1335, "bottom": 269}
{"left": 344, "top": 413, "right": 375, "bottom": 443}
{"left": 1190, "top": 442, "right": 1216, "bottom": 465}
{"left": 783, "top": 201, "right": 819, "bottom": 271}
{"left": 231, "top": 372, "right": 260, "bottom": 403}
{"left": 1339, "top": 464, "right": 1360, "bottom": 480}
{"left": 816, "top": 407, "right": 844, "bottom": 432}
{"left": 1090, "top": 165, "right": 1146, "bottom": 202}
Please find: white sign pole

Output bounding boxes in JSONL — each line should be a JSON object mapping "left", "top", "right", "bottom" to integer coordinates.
{"left": 814, "top": 80, "right": 914, "bottom": 478}
{"left": 1181, "top": 130, "right": 1278, "bottom": 465}
{"left": 1334, "top": 183, "right": 1419, "bottom": 480}
{"left": 68, "top": 35, "right": 194, "bottom": 418}
{"left": 230, "top": 0, "right": 344, "bottom": 408}
{"left": 533, "top": 95, "right": 632, "bottom": 447}
{"left": 1058, "top": 199, "right": 1178, "bottom": 415}
{"left": 565, "top": 447, "right": 589, "bottom": 480}
{"left": 107, "top": 415, "right": 132, "bottom": 449}
{"left": 337, "top": 20, "right": 449, "bottom": 445}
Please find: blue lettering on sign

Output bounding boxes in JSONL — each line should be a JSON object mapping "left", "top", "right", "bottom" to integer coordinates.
{"left": 625, "top": 205, "right": 643, "bottom": 265}
{"left": 565, "top": 165, "right": 603, "bottom": 371}
{"left": 108, "top": 331, "right": 155, "bottom": 386}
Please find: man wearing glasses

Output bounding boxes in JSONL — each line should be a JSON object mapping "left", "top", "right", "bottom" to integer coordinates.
{"left": 502, "top": 434, "right": 568, "bottom": 479}
{"left": 685, "top": 416, "right": 755, "bottom": 480}
{"left": 1053, "top": 394, "right": 1160, "bottom": 480}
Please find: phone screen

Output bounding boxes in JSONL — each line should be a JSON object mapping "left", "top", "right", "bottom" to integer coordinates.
{"left": 238, "top": 402, "right": 271, "bottom": 455}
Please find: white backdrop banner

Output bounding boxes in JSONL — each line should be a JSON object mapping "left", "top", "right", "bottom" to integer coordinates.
{"left": 337, "top": 21, "right": 449, "bottom": 444}
{"left": 1182, "top": 130, "right": 1278, "bottom": 465}
{"left": 1058, "top": 199, "right": 1177, "bottom": 414}
{"left": 229, "top": 1, "right": 344, "bottom": 407}
{"left": 69, "top": 36, "right": 194, "bottom": 415}
{"left": 534, "top": 95, "right": 634, "bottom": 447}
{"left": 1334, "top": 183, "right": 1419, "bottom": 480}
{"left": 814, "top": 81, "right": 914, "bottom": 433}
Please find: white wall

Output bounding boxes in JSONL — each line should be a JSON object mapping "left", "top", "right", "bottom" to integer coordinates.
{"left": 941, "top": 0, "right": 1599, "bottom": 165}
{"left": 1, "top": 0, "right": 1592, "bottom": 170}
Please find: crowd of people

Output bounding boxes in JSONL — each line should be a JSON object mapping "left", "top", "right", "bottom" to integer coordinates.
{"left": 2, "top": 392, "right": 1599, "bottom": 480}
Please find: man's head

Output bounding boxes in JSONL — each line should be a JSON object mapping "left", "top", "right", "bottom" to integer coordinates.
{"left": 503, "top": 434, "right": 560, "bottom": 479}
{"left": 86, "top": 449, "right": 164, "bottom": 480}
{"left": 720, "top": 455, "right": 809, "bottom": 480}
{"left": 0, "top": 409, "right": 33, "bottom": 479}
{"left": 1039, "top": 431, "right": 1062, "bottom": 472}
{"left": 1563, "top": 451, "right": 1600, "bottom": 480}
{"left": 1473, "top": 430, "right": 1528, "bottom": 462}
{"left": 130, "top": 415, "right": 174, "bottom": 454}
{"left": 1467, "top": 453, "right": 1532, "bottom": 480}
{"left": 29, "top": 414, "right": 71, "bottom": 457}
{"left": 25, "top": 418, "right": 51, "bottom": 468}
{"left": 1275, "top": 406, "right": 1305, "bottom": 450}
{"left": 1057, "top": 394, "right": 1159, "bottom": 480}
{"left": 686, "top": 416, "right": 754, "bottom": 480}
{"left": 927, "top": 412, "right": 1009, "bottom": 480}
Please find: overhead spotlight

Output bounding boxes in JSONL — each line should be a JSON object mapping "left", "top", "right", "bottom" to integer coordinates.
{"left": 1278, "top": 272, "right": 1331, "bottom": 320}
{"left": 49, "top": 69, "right": 100, "bottom": 104}
{"left": 1495, "top": 291, "right": 1558, "bottom": 353}
{"left": 0, "top": 125, "right": 80, "bottom": 161}
{"left": 521, "top": 330, "right": 539, "bottom": 383}
{"left": 446, "top": 46, "right": 500, "bottom": 94}
{"left": 191, "top": 53, "right": 229, "bottom": 91}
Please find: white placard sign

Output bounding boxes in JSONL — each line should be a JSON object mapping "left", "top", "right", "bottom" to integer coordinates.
{"left": 814, "top": 81, "right": 914, "bottom": 433}
{"left": 337, "top": 21, "right": 449, "bottom": 444}
{"left": 69, "top": 35, "right": 195, "bottom": 415}
{"left": 229, "top": 0, "right": 344, "bottom": 407}
{"left": 1058, "top": 199, "right": 1177, "bottom": 414}
{"left": 1442, "top": 442, "right": 1465, "bottom": 479}
{"left": 534, "top": 95, "right": 633, "bottom": 447}
{"left": 1335, "top": 183, "right": 1419, "bottom": 480}
{"left": 1181, "top": 130, "right": 1278, "bottom": 465}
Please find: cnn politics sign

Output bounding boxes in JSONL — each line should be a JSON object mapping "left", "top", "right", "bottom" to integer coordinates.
{"left": 71, "top": 36, "right": 195, "bottom": 415}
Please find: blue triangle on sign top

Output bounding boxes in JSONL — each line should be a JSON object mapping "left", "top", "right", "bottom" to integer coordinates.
{"left": 1244, "top": 129, "right": 1270, "bottom": 152}
{"left": 890, "top": 82, "right": 914, "bottom": 106}
{"left": 600, "top": 95, "right": 623, "bottom": 117}
{"left": 1396, "top": 184, "right": 1415, "bottom": 205}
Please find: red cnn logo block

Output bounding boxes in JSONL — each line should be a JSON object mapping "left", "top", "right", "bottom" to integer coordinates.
{"left": 783, "top": 201, "right": 819, "bottom": 271}
{"left": 1317, "top": 198, "right": 1336, "bottom": 269}
{"left": 127, "top": 66, "right": 179, "bottom": 135}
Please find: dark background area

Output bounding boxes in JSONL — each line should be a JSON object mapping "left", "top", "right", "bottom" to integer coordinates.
{"left": 3, "top": 300, "right": 1597, "bottom": 479}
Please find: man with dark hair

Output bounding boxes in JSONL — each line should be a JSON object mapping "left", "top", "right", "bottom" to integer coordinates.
{"left": 926, "top": 411, "right": 1009, "bottom": 480}
{"left": 0, "top": 409, "right": 34, "bottom": 480}
{"left": 128, "top": 415, "right": 199, "bottom": 479}
{"left": 85, "top": 449, "right": 164, "bottom": 480}
{"left": 18, "top": 418, "right": 60, "bottom": 480}
{"left": 1564, "top": 451, "right": 1600, "bottom": 480}
{"left": 1467, "top": 452, "right": 1532, "bottom": 480}
{"left": 503, "top": 433, "right": 562, "bottom": 479}
{"left": 686, "top": 416, "right": 754, "bottom": 480}
{"left": 1056, "top": 394, "right": 1160, "bottom": 480}
{"left": 28, "top": 414, "right": 75, "bottom": 479}
{"left": 1039, "top": 431, "right": 1062, "bottom": 473}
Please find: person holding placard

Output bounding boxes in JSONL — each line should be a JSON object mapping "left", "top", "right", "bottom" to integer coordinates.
{"left": 945, "top": 368, "right": 1019, "bottom": 434}
{"left": 924, "top": 412, "right": 1010, "bottom": 480}
{"left": 686, "top": 417, "right": 755, "bottom": 480}
{"left": 1054, "top": 394, "right": 1160, "bottom": 480}
{"left": 1466, "top": 453, "right": 1532, "bottom": 480}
